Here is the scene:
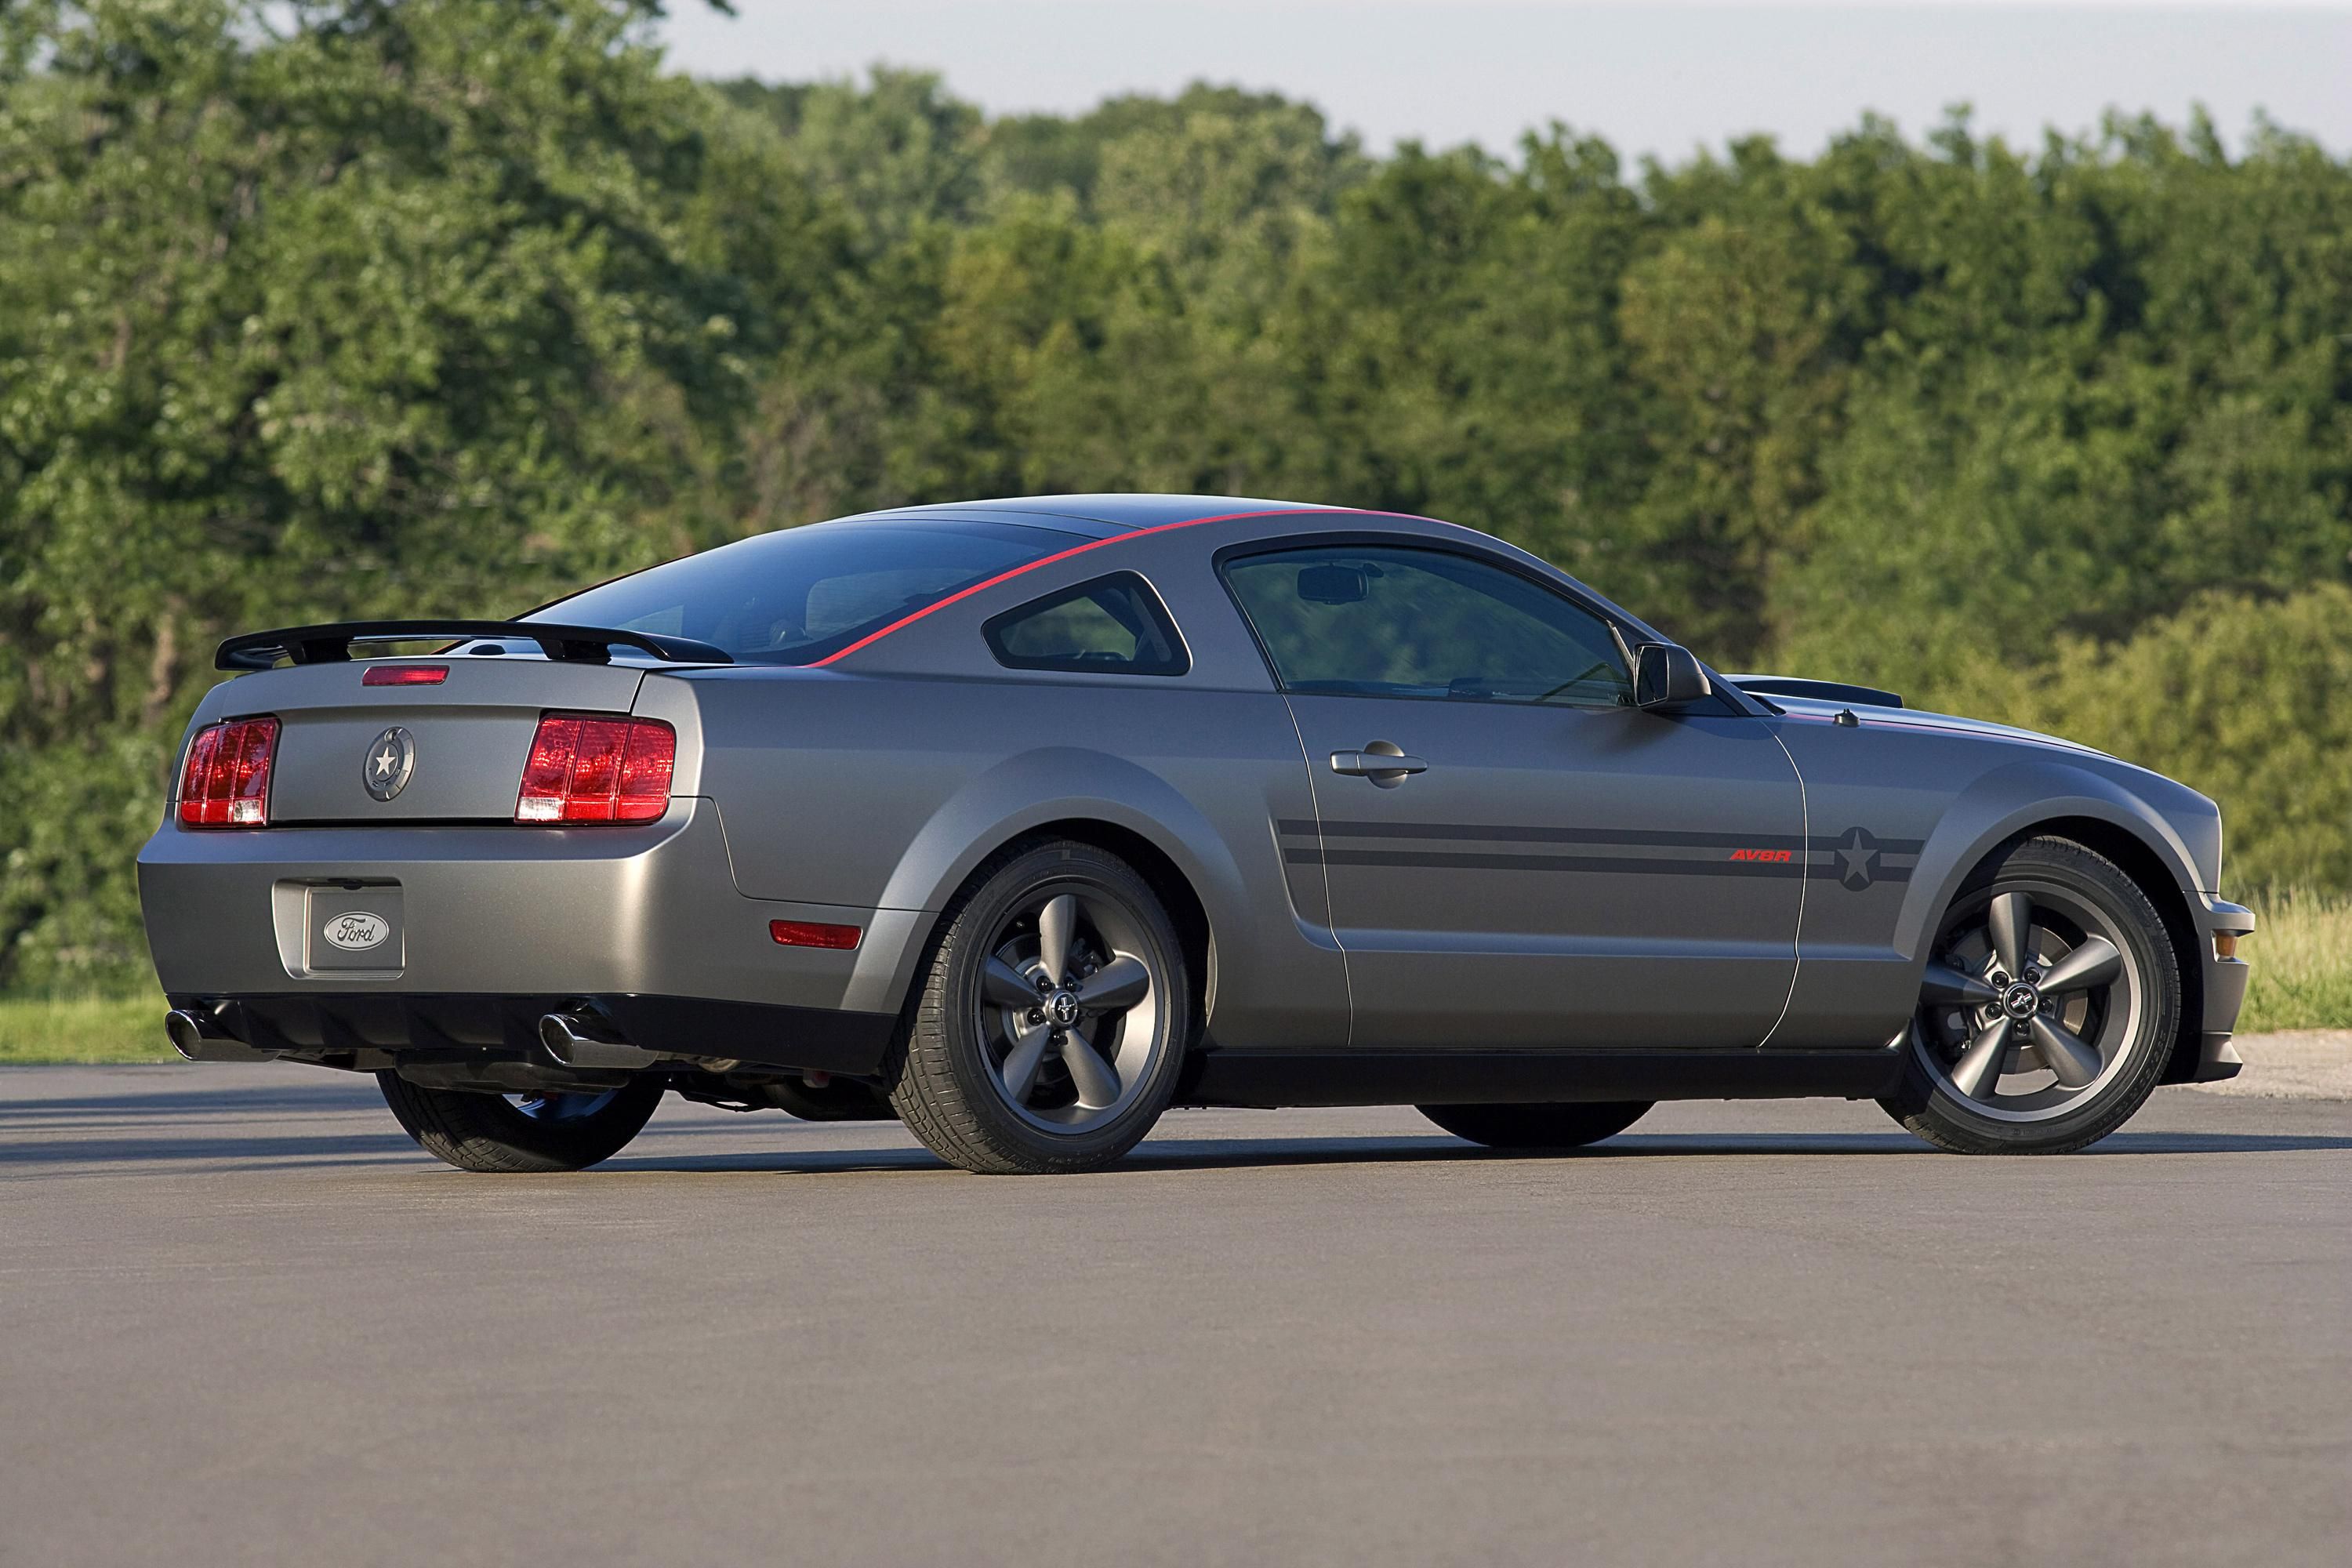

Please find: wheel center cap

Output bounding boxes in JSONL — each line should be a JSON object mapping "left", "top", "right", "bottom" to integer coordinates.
{"left": 1047, "top": 990, "right": 1081, "bottom": 1027}
{"left": 2001, "top": 981, "right": 2040, "bottom": 1020}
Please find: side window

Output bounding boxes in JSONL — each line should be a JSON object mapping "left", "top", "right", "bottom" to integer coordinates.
{"left": 984, "top": 572, "right": 1189, "bottom": 677}
{"left": 1221, "top": 545, "right": 1631, "bottom": 707}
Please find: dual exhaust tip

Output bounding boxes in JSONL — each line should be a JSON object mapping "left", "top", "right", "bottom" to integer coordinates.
{"left": 164, "top": 1008, "right": 280, "bottom": 1063}
{"left": 536, "top": 1011, "right": 664, "bottom": 1071}
{"left": 165, "top": 1005, "right": 663, "bottom": 1072}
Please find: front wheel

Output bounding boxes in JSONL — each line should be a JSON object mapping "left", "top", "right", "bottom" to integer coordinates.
{"left": 1418, "top": 1101, "right": 1653, "bottom": 1149}
{"left": 1881, "top": 836, "right": 2181, "bottom": 1155}
{"left": 378, "top": 1074, "right": 665, "bottom": 1172}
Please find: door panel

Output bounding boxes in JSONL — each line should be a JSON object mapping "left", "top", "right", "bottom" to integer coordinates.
{"left": 1287, "top": 697, "right": 1805, "bottom": 1049}
{"left": 1218, "top": 538, "right": 1802, "bottom": 1051}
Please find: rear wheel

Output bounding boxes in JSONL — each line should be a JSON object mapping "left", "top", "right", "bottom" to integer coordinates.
{"left": 1418, "top": 1101, "right": 1653, "bottom": 1149}
{"left": 887, "top": 840, "right": 1192, "bottom": 1174}
{"left": 377, "top": 1073, "right": 665, "bottom": 1173}
{"left": 1881, "top": 836, "right": 2180, "bottom": 1155}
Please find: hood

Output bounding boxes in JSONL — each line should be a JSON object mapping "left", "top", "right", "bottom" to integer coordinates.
{"left": 1765, "top": 695, "right": 2110, "bottom": 759}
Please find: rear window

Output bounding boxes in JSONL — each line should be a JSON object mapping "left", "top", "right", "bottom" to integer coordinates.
{"left": 524, "top": 521, "right": 1083, "bottom": 666}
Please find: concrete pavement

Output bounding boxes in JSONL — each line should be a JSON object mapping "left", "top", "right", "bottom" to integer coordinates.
{"left": 2, "top": 1065, "right": 2347, "bottom": 1566}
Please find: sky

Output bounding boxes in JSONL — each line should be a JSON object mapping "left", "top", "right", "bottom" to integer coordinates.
{"left": 655, "top": 2, "right": 2352, "bottom": 162}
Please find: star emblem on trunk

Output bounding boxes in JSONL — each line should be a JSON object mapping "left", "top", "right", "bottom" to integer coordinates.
{"left": 361, "top": 727, "right": 415, "bottom": 802}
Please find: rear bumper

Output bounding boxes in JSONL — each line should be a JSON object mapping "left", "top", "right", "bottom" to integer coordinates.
{"left": 172, "top": 991, "right": 895, "bottom": 1076}
{"left": 137, "top": 800, "right": 917, "bottom": 1069}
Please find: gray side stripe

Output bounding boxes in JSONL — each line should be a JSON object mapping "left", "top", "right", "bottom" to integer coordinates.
{"left": 1279, "top": 818, "right": 1926, "bottom": 855}
{"left": 1283, "top": 846, "right": 1915, "bottom": 883}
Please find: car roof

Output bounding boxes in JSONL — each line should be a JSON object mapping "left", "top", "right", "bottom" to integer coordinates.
{"left": 830, "top": 494, "right": 1341, "bottom": 541}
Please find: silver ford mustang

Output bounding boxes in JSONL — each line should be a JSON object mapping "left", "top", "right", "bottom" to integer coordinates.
{"left": 139, "top": 495, "right": 2254, "bottom": 1174}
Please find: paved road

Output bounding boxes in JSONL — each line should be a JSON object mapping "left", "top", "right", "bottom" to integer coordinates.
{"left": 3, "top": 1067, "right": 2347, "bottom": 1567}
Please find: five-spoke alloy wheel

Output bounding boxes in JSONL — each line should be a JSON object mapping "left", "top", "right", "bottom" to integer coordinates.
{"left": 1883, "top": 836, "right": 2180, "bottom": 1155}
{"left": 889, "top": 840, "right": 1192, "bottom": 1174}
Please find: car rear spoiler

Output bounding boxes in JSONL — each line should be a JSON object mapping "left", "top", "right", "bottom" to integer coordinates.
{"left": 1724, "top": 674, "right": 1904, "bottom": 710}
{"left": 216, "top": 620, "right": 735, "bottom": 672}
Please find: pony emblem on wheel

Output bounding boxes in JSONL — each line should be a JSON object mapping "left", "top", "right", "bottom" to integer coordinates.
{"left": 138, "top": 493, "right": 2255, "bottom": 1174}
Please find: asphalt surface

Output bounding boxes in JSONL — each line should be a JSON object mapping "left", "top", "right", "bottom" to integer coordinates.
{"left": 3, "top": 1067, "right": 2347, "bottom": 1568}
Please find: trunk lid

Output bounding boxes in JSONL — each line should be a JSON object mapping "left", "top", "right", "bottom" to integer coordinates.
{"left": 202, "top": 657, "right": 650, "bottom": 823}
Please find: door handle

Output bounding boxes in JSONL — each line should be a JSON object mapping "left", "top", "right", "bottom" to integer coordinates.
{"left": 1330, "top": 744, "right": 1428, "bottom": 786}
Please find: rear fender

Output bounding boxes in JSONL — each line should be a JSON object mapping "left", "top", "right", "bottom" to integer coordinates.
{"left": 860, "top": 747, "right": 1251, "bottom": 1019}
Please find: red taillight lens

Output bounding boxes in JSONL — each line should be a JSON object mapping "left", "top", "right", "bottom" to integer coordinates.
{"left": 176, "top": 717, "right": 280, "bottom": 827}
{"left": 361, "top": 664, "right": 448, "bottom": 687}
{"left": 516, "top": 713, "right": 675, "bottom": 824}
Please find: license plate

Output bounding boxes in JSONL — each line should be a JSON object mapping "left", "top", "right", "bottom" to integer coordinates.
{"left": 307, "top": 884, "right": 404, "bottom": 972}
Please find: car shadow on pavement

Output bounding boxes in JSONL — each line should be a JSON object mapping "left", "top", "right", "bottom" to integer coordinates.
{"left": 0, "top": 1086, "right": 387, "bottom": 1127}
{"left": 597, "top": 1127, "right": 2352, "bottom": 1177}
{"left": 0, "top": 1134, "right": 434, "bottom": 1171}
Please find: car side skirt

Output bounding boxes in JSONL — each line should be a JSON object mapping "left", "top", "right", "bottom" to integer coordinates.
{"left": 1177, "top": 1047, "right": 1907, "bottom": 1109}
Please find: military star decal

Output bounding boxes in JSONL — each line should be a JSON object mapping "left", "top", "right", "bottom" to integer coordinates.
{"left": 1832, "top": 826, "right": 1883, "bottom": 891}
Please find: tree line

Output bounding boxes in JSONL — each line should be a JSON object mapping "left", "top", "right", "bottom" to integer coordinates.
{"left": 2, "top": 0, "right": 2347, "bottom": 992}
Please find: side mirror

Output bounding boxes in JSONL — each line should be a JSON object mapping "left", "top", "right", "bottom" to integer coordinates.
{"left": 1633, "top": 642, "right": 1711, "bottom": 710}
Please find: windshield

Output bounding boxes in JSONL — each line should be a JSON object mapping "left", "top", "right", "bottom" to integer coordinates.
{"left": 524, "top": 520, "right": 1084, "bottom": 665}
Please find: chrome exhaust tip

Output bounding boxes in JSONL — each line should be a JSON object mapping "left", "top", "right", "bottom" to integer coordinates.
{"left": 538, "top": 1011, "right": 663, "bottom": 1071}
{"left": 165, "top": 1007, "right": 281, "bottom": 1063}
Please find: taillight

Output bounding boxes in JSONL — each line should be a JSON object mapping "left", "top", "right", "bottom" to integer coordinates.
{"left": 177, "top": 717, "right": 280, "bottom": 827}
{"left": 516, "top": 713, "right": 676, "bottom": 824}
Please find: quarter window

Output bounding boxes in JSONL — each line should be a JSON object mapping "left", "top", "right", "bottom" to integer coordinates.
{"left": 1221, "top": 545, "right": 1631, "bottom": 707}
{"left": 984, "top": 573, "right": 1189, "bottom": 677}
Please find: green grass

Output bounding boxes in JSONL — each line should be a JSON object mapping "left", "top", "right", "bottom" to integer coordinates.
{"left": 2239, "top": 890, "right": 2352, "bottom": 1033}
{"left": 0, "top": 891, "right": 2344, "bottom": 1063}
{"left": 0, "top": 996, "right": 175, "bottom": 1064}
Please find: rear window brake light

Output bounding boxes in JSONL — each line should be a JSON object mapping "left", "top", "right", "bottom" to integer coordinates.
{"left": 362, "top": 664, "right": 448, "bottom": 686}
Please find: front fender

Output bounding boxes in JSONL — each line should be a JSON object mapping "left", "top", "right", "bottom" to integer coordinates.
{"left": 1896, "top": 758, "right": 2209, "bottom": 967}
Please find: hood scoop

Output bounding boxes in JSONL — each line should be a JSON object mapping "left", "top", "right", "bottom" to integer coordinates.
{"left": 1726, "top": 675, "right": 1904, "bottom": 710}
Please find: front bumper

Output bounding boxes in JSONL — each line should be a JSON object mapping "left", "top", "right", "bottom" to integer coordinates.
{"left": 2180, "top": 896, "right": 2256, "bottom": 1084}
{"left": 137, "top": 800, "right": 915, "bottom": 1072}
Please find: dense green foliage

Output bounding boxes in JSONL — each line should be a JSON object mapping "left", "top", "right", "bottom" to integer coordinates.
{"left": 3, "top": 1, "right": 2348, "bottom": 991}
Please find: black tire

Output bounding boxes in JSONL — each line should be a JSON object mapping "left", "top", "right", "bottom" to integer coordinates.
{"left": 1879, "top": 835, "right": 2181, "bottom": 1155}
{"left": 887, "top": 840, "right": 1192, "bottom": 1175}
{"left": 1417, "top": 1101, "right": 1653, "bottom": 1150}
{"left": 376, "top": 1073, "right": 665, "bottom": 1173}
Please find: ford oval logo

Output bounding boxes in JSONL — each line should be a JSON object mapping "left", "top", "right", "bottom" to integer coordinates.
{"left": 322, "top": 912, "right": 390, "bottom": 952}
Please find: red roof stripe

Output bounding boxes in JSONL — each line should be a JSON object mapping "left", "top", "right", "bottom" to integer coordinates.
{"left": 808, "top": 505, "right": 1424, "bottom": 669}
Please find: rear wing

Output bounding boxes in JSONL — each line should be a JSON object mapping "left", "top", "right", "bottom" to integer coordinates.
{"left": 216, "top": 620, "right": 734, "bottom": 672}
